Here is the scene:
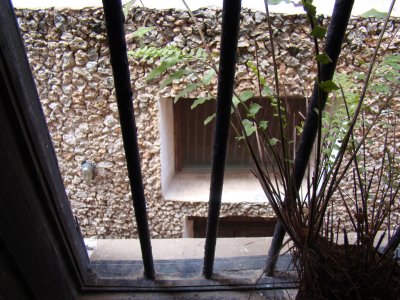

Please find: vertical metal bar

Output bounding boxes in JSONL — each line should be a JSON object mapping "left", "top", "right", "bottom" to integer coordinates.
{"left": 203, "top": 0, "right": 242, "bottom": 279}
{"left": 101, "top": 0, "right": 155, "bottom": 279}
{"left": 265, "top": 0, "right": 355, "bottom": 276}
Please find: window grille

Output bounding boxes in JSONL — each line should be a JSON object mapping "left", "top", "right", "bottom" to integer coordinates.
{"left": 102, "top": 0, "right": 244, "bottom": 279}
{"left": 0, "top": 0, "right": 356, "bottom": 296}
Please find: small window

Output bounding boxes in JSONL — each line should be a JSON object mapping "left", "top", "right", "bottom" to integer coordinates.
{"left": 174, "top": 96, "right": 306, "bottom": 172}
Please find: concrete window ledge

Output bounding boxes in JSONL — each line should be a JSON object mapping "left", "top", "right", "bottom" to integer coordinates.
{"left": 86, "top": 237, "right": 286, "bottom": 261}
{"left": 163, "top": 172, "right": 267, "bottom": 203}
{"left": 83, "top": 237, "right": 297, "bottom": 296}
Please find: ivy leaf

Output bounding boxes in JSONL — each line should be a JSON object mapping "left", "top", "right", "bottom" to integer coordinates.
{"left": 311, "top": 25, "right": 327, "bottom": 39}
{"left": 132, "top": 26, "right": 156, "bottom": 38}
{"left": 174, "top": 83, "right": 200, "bottom": 102}
{"left": 191, "top": 96, "right": 211, "bottom": 109}
{"left": 259, "top": 120, "right": 268, "bottom": 130}
{"left": 316, "top": 53, "right": 332, "bottom": 64}
{"left": 242, "top": 119, "right": 256, "bottom": 136}
{"left": 269, "top": 138, "right": 279, "bottom": 146}
{"left": 202, "top": 69, "right": 216, "bottom": 85}
{"left": 361, "top": 8, "right": 387, "bottom": 19}
{"left": 248, "top": 103, "right": 262, "bottom": 117}
{"left": 204, "top": 113, "right": 216, "bottom": 125}
{"left": 160, "top": 69, "right": 189, "bottom": 89}
{"left": 319, "top": 80, "right": 339, "bottom": 92}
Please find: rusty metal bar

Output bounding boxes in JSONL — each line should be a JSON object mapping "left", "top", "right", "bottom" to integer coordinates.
{"left": 203, "top": 0, "right": 242, "bottom": 279}
{"left": 101, "top": 0, "right": 155, "bottom": 279}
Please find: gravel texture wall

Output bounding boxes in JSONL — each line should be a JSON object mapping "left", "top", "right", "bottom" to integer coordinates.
{"left": 15, "top": 7, "right": 399, "bottom": 238}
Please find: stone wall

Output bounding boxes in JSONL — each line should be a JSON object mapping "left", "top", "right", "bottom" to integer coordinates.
{"left": 15, "top": 7, "right": 399, "bottom": 238}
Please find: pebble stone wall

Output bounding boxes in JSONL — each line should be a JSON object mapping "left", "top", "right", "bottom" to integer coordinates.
{"left": 15, "top": 6, "right": 399, "bottom": 238}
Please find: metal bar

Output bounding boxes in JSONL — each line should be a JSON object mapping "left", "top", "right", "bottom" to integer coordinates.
{"left": 265, "top": 0, "right": 355, "bottom": 276}
{"left": 203, "top": 0, "right": 242, "bottom": 279}
{"left": 101, "top": 0, "right": 155, "bottom": 279}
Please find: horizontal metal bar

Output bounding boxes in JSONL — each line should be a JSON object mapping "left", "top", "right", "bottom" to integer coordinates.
{"left": 203, "top": 0, "right": 242, "bottom": 279}
{"left": 101, "top": 0, "right": 155, "bottom": 280}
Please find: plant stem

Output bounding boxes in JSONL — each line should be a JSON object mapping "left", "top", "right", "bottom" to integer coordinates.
{"left": 265, "top": 0, "right": 355, "bottom": 275}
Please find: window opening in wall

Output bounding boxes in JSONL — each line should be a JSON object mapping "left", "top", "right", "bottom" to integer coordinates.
{"left": 173, "top": 96, "right": 307, "bottom": 173}
{"left": 184, "top": 216, "right": 278, "bottom": 238}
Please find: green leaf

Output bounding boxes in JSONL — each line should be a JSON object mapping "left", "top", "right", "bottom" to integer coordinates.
{"left": 238, "top": 91, "right": 255, "bottom": 102}
{"left": 361, "top": 8, "right": 387, "bottom": 19}
{"left": 262, "top": 85, "right": 273, "bottom": 97}
{"left": 132, "top": 26, "right": 156, "bottom": 38}
{"left": 269, "top": 0, "right": 290, "bottom": 4}
{"left": 202, "top": 69, "right": 216, "bottom": 85}
{"left": 246, "top": 61, "right": 268, "bottom": 86}
{"left": 146, "top": 55, "right": 180, "bottom": 81}
{"left": 316, "top": 53, "right": 332, "bottom": 64}
{"left": 191, "top": 96, "right": 211, "bottom": 109}
{"left": 370, "top": 83, "right": 391, "bottom": 94}
{"left": 232, "top": 91, "right": 255, "bottom": 108}
{"left": 302, "top": 2, "right": 316, "bottom": 16}
{"left": 384, "top": 54, "right": 400, "bottom": 65}
{"left": 353, "top": 72, "right": 366, "bottom": 80}
{"left": 174, "top": 83, "right": 200, "bottom": 102}
{"left": 322, "top": 148, "right": 332, "bottom": 155}
{"left": 268, "top": 138, "right": 279, "bottom": 146}
{"left": 232, "top": 96, "right": 240, "bottom": 108}
{"left": 259, "top": 120, "right": 268, "bottom": 130}
{"left": 160, "top": 69, "right": 189, "bottom": 89}
{"left": 311, "top": 25, "right": 327, "bottom": 39}
{"left": 248, "top": 103, "right": 262, "bottom": 117}
{"left": 123, "top": 0, "right": 136, "bottom": 19}
{"left": 242, "top": 119, "right": 256, "bottom": 136}
{"left": 319, "top": 80, "right": 339, "bottom": 92}
{"left": 204, "top": 113, "right": 216, "bottom": 125}
{"left": 196, "top": 48, "right": 207, "bottom": 59}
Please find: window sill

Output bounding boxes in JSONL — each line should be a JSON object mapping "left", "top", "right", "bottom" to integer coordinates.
{"left": 163, "top": 172, "right": 267, "bottom": 203}
{"left": 83, "top": 237, "right": 297, "bottom": 291}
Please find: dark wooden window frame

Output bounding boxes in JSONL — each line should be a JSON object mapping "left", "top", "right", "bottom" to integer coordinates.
{"left": 0, "top": 0, "right": 297, "bottom": 298}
